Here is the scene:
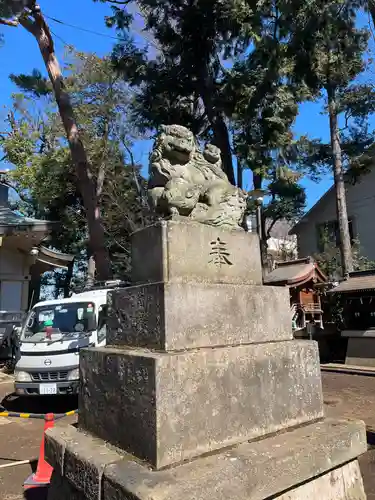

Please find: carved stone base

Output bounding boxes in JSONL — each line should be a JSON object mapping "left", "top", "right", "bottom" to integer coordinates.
{"left": 107, "top": 282, "right": 292, "bottom": 350}
{"left": 78, "top": 340, "right": 324, "bottom": 469}
{"left": 45, "top": 418, "right": 367, "bottom": 500}
{"left": 131, "top": 221, "right": 262, "bottom": 285}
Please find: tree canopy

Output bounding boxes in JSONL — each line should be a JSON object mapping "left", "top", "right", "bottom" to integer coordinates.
{"left": 0, "top": 0, "right": 375, "bottom": 292}
{"left": 89, "top": 0, "right": 375, "bottom": 278}
{"left": 1, "top": 50, "right": 151, "bottom": 291}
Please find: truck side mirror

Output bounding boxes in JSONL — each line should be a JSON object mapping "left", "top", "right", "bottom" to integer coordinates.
{"left": 98, "top": 305, "right": 108, "bottom": 330}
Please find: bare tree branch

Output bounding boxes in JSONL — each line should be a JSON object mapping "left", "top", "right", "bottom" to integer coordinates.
{"left": 106, "top": 0, "right": 132, "bottom": 4}
{"left": 96, "top": 121, "right": 109, "bottom": 198}
{"left": 0, "top": 18, "right": 18, "bottom": 27}
{"left": 123, "top": 142, "right": 145, "bottom": 202}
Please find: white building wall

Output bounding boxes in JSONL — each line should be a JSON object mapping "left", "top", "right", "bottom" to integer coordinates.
{"left": 295, "top": 168, "right": 375, "bottom": 260}
{"left": 0, "top": 248, "right": 31, "bottom": 312}
{"left": 267, "top": 235, "right": 297, "bottom": 257}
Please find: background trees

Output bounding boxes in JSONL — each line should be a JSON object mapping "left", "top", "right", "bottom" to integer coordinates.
{"left": 0, "top": 0, "right": 112, "bottom": 280}
{"left": 0, "top": 50, "right": 150, "bottom": 293}
{"left": 288, "top": 0, "right": 374, "bottom": 277}
{"left": 0, "top": 0, "right": 374, "bottom": 292}
{"left": 107, "top": 1, "right": 311, "bottom": 263}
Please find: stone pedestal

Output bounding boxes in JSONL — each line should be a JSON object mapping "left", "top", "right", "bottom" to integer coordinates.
{"left": 46, "top": 221, "right": 367, "bottom": 500}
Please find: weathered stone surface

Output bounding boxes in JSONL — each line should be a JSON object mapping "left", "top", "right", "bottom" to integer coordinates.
{"left": 79, "top": 340, "right": 324, "bottom": 469}
{"left": 45, "top": 426, "right": 123, "bottom": 500}
{"left": 107, "top": 282, "right": 292, "bottom": 350}
{"left": 102, "top": 419, "right": 366, "bottom": 500}
{"left": 45, "top": 426, "right": 68, "bottom": 475}
{"left": 131, "top": 221, "right": 262, "bottom": 286}
{"left": 48, "top": 471, "right": 86, "bottom": 500}
{"left": 45, "top": 418, "right": 366, "bottom": 500}
{"left": 275, "top": 460, "right": 366, "bottom": 500}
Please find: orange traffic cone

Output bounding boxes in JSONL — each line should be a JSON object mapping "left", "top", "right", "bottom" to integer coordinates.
{"left": 23, "top": 413, "right": 54, "bottom": 489}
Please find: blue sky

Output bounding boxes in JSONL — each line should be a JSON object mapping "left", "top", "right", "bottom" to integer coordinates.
{"left": 0, "top": 1, "right": 373, "bottom": 211}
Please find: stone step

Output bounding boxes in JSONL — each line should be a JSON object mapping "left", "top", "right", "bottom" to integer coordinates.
{"left": 78, "top": 340, "right": 324, "bottom": 469}
{"left": 131, "top": 221, "right": 262, "bottom": 286}
{"left": 45, "top": 418, "right": 367, "bottom": 500}
{"left": 321, "top": 362, "right": 375, "bottom": 376}
{"left": 107, "top": 282, "right": 292, "bottom": 351}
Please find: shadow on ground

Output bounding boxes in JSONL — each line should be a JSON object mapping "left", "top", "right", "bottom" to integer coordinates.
{"left": 0, "top": 392, "right": 78, "bottom": 415}
{"left": 367, "top": 429, "right": 375, "bottom": 447}
{"left": 24, "top": 487, "right": 48, "bottom": 500}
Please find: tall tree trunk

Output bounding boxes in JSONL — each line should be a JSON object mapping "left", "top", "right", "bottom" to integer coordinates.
{"left": 86, "top": 255, "right": 96, "bottom": 289}
{"left": 253, "top": 173, "right": 268, "bottom": 276}
{"left": 63, "top": 260, "right": 74, "bottom": 298}
{"left": 54, "top": 272, "right": 61, "bottom": 300}
{"left": 327, "top": 86, "right": 353, "bottom": 278}
{"left": 85, "top": 120, "right": 109, "bottom": 287}
{"left": 210, "top": 117, "right": 235, "bottom": 185}
{"left": 19, "top": 5, "right": 111, "bottom": 281}
{"left": 29, "top": 265, "right": 41, "bottom": 309}
{"left": 199, "top": 73, "right": 235, "bottom": 184}
{"left": 369, "top": 1, "right": 375, "bottom": 28}
{"left": 237, "top": 160, "right": 243, "bottom": 189}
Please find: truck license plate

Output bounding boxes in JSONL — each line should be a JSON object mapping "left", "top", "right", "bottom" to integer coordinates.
{"left": 39, "top": 383, "right": 57, "bottom": 395}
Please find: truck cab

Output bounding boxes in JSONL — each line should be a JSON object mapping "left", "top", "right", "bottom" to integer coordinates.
{"left": 14, "top": 284, "right": 117, "bottom": 396}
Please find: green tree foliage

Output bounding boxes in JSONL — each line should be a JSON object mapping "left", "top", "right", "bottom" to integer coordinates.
{"left": 103, "top": 0, "right": 264, "bottom": 184}
{"left": 263, "top": 175, "right": 306, "bottom": 236}
{"left": 99, "top": 0, "right": 310, "bottom": 243}
{"left": 314, "top": 227, "right": 375, "bottom": 281}
{"left": 227, "top": 1, "right": 311, "bottom": 182}
{"left": 1, "top": 0, "right": 374, "bottom": 290}
{"left": 1, "top": 50, "right": 150, "bottom": 292}
{"left": 0, "top": 0, "right": 29, "bottom": 18}
{"left": 290, "top": 0, "right": 374, "bottom": 276}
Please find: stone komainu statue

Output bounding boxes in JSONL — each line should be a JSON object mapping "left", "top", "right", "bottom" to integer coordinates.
{"left": 148, "top": 125, "right": 247, "bottom": 230}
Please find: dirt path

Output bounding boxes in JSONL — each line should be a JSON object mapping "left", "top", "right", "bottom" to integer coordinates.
{"left": 321, "top": 371, "right": 375, "bottom": 499}
{"left": 0, "top": 376, "right": 77, "bottom": 500}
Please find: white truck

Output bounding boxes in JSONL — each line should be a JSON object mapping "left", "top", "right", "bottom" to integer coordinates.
{"left": 14, "top": 283, "right": 120, "bottom": 396}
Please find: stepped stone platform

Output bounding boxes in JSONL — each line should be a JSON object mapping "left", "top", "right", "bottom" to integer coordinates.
{"left": 46, "top": 221, "right": 367, "bottom": 500}
{"left": 46, "top": 418, "right": 366, "bottom": 500}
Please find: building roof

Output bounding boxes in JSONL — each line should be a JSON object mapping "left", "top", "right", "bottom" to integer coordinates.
{"left": 0, "top": 207, "right": 56, "bottom": 234}
{"left": 246, "top": 216, "right": 296, "bottom": 241}
{"left": 267, "top": 219, "right": 296, "bottom": 240}
{"left": 290, "top": 146, "right": 375, "bottom": 235}
{"left": 330, "top": 269, "right": 375, "bottom": 293}
{"left": 289, "top": 186, "right": 335, "bottom": 235}
{"left": 0, "top": 183, "right": 75, "bottom": 271}
{"left": 264, "top": 257, "right": 327, "bottom": 287}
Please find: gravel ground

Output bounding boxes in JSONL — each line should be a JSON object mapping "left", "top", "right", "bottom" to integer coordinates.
{"left": 321, "top": 371, "right": 375, "bottom": 500}
{"left": 0, "top": 375, "right": 77, "bottom": 500}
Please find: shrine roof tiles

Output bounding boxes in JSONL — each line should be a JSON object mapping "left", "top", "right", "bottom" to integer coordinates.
{"left": 264, "top": 257, "right": 327, "bottom": 287}
{"left": 330, "top": 270, "right": 375, "bottom": 293}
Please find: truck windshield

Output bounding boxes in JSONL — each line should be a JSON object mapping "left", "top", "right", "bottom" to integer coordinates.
{"left": 21, "top": 302, "right": 96, "bottom": 342}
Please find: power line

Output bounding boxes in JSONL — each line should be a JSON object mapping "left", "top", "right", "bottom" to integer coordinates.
{"left": 50, "top": 28, "right": 70, "bottom": 48}
{"left": 45, "top": 15, "right": 126, "bottom": 43}
{"left": 44, "top": 14, "right": 158, "bottom": 50}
